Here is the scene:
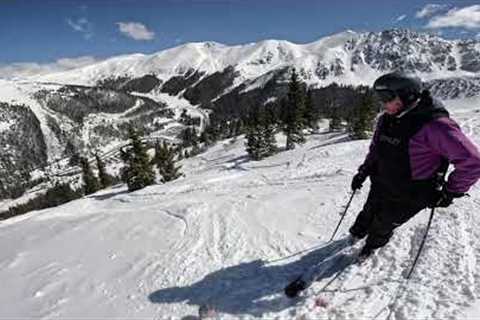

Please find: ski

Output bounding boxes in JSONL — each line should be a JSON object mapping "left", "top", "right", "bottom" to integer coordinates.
{"left": 284, "top": 243, "right": 360, "bottom": 298}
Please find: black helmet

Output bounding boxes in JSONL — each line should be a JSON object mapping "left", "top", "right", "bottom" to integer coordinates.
{"left": 373, "top": 73, "right": 421, "bottom": 107}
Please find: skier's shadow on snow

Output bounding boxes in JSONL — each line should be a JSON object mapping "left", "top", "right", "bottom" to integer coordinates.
{"left": 148, "top": 236, "right": 355, "bottom": 317}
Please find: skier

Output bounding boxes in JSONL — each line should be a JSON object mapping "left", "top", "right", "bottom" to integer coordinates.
{"left": 350, "top": 72, "right": 480, "bottom": 259}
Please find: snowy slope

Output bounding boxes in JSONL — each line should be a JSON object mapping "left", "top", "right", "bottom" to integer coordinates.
{"left": 1, "top": 99, "right": 480, "bottom": 319}
{"left": 0, "top": 79, "right": 64, "bottom": 160}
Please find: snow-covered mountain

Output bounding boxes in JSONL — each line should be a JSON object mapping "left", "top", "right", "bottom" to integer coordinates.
{"left": 1, "top": 28, "right": 480, "bottom": 196}
{"left": 1, "top": 97, "right": 480, "bottom": 318}
{"left": 31, "top": 29, "right": 480, "bottom": 89}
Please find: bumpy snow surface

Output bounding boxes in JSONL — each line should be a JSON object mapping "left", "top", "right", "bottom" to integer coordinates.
{"left": 1, "top": 102, "right": 480, "bottom": 319}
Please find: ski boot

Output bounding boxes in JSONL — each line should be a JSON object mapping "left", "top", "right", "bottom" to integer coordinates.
{"left": 284, "top": 276, "right": 308, "bottom": 298}
{"left": 356, "top": 245, "right": 374, "bottom": 264}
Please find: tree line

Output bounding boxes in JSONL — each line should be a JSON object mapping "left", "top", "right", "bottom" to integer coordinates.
{"left": 182, "top": 68, "right": 379, "bottom": 161}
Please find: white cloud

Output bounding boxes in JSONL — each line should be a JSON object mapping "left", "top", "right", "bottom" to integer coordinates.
{"left": 395, "top": 14, "right": 407, "bottom": 22}
{"left": 116, "top": 22, "right": 155, "bottom": 41}
{"left": 0, "top": 56, "right": 100, "bottom": 79}
{"left": 425, "top": 5, "right": 480, "bottom": 30}
{"left": 67, "top": 17, "right": 93, "bottom": 39}
{"left": 416, "top": 4, "right": 449, "bottom": 18}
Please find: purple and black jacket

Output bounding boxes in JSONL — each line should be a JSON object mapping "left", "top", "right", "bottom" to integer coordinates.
{"left": 359, "top": 95, "right": 480, "bottom": 202}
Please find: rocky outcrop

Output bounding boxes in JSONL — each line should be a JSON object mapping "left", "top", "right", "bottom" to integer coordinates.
{"left": 161, "top": 69, "right": 204, "bottom": 96}
{"left": 122, "top": 74, "right": 162, "bottom": 93}
{"left": 426, "top": 76, "right": 480, "bottom": 99}
{"left": 183, "top": 66, "right": 239, "bottom": 105}
{"left": 0, "top": 103, "right": 47, "bottom": 191}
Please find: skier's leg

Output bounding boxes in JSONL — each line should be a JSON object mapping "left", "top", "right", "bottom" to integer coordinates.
{"left": 364, "top": 199, "right": 426, "bottom": 251}
{"left": 349, "top": 187, "right": 381, "bottom": 239}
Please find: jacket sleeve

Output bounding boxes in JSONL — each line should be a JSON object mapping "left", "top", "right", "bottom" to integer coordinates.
{"left": 425, "top": 117, "right": 480, "bottom": 193}
{"left": 357, "top": 114, "right": 382, "bottom": 176}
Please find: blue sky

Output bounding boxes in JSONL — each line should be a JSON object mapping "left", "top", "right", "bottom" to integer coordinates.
{"left": 1, "top": 0, "right": 480, "bottom": 76}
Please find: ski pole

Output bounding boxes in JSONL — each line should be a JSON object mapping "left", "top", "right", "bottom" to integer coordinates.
{"left": 407, "top": 162, "right": 447, "bottom": 279}
{"left": 329, "top": 190, "right": 356, "bottom": 242}
{"left": 406, "top": 207, "right": 435, "bottom": 279}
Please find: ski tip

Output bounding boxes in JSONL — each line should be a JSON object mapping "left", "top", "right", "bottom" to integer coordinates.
{"left": 315, "top": 297, "right": 329, "bottom": 308}
{"left": 198, "top": 304, "right": 217, "bottom": 319}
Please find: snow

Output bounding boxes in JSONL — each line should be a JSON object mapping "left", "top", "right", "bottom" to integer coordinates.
{"left": 0, "top": 120, "right": 12, "bottom": 133}
{"left": 132, "top": 90, "right": 209, "bottom": 131}
{"left": 0, "top": 79, "right": 64, "bottom": 161}
{"left": 1, "top": 100, "right": 480, "bottom": 319}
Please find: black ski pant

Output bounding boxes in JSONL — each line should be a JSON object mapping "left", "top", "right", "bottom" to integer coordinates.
{"left": 349, "top": 186, "right": 428, "bottom": 250}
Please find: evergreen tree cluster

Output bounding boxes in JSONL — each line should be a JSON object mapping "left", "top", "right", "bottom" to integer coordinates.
{"left": 180, "top": 67, "right": 379, "bottom": 161}
{"left": 243, "top": 68, "right": 379, "bottom": 157}
{"left": 346, "top": 87, "right": 378, "bottom": 139}
{"left": 178, "top": 126, "right": 203, "bottom": 158}
{"left": 120, "top": 126, "right": 184, "bottom": 192}
{"left": 201, "top": 72, "right": 381, "bottom": 142}
{"left": 0, "top": 183, "right": 82, "bottom": 221}
{"left": 153, "top": 141, "right": 183, "bottom": 182}
{"left": 179, "top": 109, "right": 201, "bottom": 126}
{"left": 79, "top": 152, "right": 115, "bottom": 195}
{"left": 120, "top": 127, "right": 156, "bottom": 192}
{"left": 245, "top": 106, "right": 277, "bottom": 161}
{"left": 80, "top": 157, "right": 100, "bottom": 195}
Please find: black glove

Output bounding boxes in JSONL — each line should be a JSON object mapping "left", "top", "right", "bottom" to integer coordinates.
{"left": 351, "top": 171, "right": 367, "bottom": 191}
{"left": 428, "top": 187, "right": 464, "bottom": 208}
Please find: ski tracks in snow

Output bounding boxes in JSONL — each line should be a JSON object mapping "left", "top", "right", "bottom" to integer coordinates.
{"left": 294, "top": 203, "right": 478, "bottom": 320}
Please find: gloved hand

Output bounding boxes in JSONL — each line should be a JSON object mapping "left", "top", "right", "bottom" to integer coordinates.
{"left": 428, "top": 187, "right": 464, "bottom": 208}
{"left": 351, "top": 171, "right": 367, "bottom": 191}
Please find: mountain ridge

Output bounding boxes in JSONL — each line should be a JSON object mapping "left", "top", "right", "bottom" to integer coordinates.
{"left": 29, "top": 28, "right": 479, "bottom": 88}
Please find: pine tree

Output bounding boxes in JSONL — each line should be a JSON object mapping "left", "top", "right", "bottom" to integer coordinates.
{"left": 233, "top": 119, "right": 245, "bottom": 136}
{"left": 203, "top": 116, "right": 220, "bottom": 143}
{"left": 245, "top": 107, "right": 277, "bottom": 160}
{"left": 176, "top": 146, "right": 184, "bottom": 160}
{"left": 45, "top": 183, "right": 81, "bottom": 206}
{"left": 329, "top": 109, "right": 342, "bottom": 131}
{"left": 179, "top": 126, "right": 198, "bottom": 148}
{"left": 190, "top": 139, "right": 201, "bottom": 157}
{"left": 327, "top": 97, "right": 342, "bottom": 131}
{"left": 95, "top": 152, "right": 113, "bottom": 188}
{"left": 283, "top": 68, "right": 306, "bottom": 150}
{"left": 68, "top": 153, "right": 81, "bottom": 166}
{"left": 262, "top": 116, "right": 278, "bottom": 157}
{"left": 245, "top": 110, "right": 262, "bottom": 160}
{"left": 304, "top": 89, "right": 320, "bottom": 132}
{"left": 80, "top": 157, "right": 100, "bottom": 195}
{"left": 120, "top": 126, "right": 155, "bottom": 192}
{"left": 154, "top": 141, "right": 183, "bottom": 183}
{"left": 348, "top": 89, "right": 377, "bottom": 139}
{"left": 200, "top": 131, "right": 213, "bottom": 147}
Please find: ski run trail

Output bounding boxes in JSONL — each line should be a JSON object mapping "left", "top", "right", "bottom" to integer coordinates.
{"left": 2, "top": 99, "right": 480, "bottom": 319}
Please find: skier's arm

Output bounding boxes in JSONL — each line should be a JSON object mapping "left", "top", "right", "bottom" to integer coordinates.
{"left": 426, "top": 118, "right": 480, "bottom": 193}
{"left": 357, "top": 115, "right": 382, "bottom": 176}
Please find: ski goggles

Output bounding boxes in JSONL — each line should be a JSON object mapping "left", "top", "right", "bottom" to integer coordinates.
{"left": 375, "top": 90, "right": 397, "bottom": 103}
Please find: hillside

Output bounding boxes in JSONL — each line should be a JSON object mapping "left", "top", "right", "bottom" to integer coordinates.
{"left": 1, "top": 97, "right": 480, "bottom": 319}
